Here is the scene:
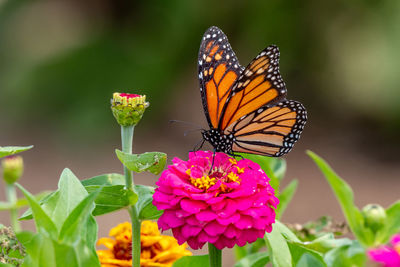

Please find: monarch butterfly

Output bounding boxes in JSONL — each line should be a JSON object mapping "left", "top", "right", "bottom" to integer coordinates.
{"left": 198, "top": 26, "right": 307, "bottom": 157}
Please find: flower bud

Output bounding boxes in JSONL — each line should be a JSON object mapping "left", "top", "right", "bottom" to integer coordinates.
{"left": 2, "top": 156, "right": 24, "bottom": 184}
{"left": 362, "top": 204, "right": 387, "bottom": 232}
{"left": 111, "top": 93, "right": 149, "bottom": 127}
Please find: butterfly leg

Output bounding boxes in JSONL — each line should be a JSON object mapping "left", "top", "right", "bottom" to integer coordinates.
{"left": 229, "top": 151, "right": 244, "bottom": 160}
{"left": 208, "top": 149, "right": 217, "bottom": 174}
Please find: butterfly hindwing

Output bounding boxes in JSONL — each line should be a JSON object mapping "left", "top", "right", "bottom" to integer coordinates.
{"left": 198, "top": 26, "right": 242, "bottom": 129}
{"left": 220, "top": 45, "right": 287, "bottom": 130}
{"left": 225, "top": 100, "right": 307, "bottom": 156}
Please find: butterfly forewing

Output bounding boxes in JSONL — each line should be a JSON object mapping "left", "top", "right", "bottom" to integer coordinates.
{"left": 226, "top": 100, "right": 307, "bottom": 156}
{"left": 220, "top": 45, "right": 287, "bottom": 130}
{"left": 198, "top": 26, "right": 242, "bottom": 129}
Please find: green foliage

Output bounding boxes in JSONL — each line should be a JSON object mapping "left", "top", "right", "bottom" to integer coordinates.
{"left": 276, "top": 179, "right": 298, "bottom": 219}
{"left": 307, "top": 151, "right": 374, "bottom": 246}
{"left": 116, "top": 150, "right": 167, "bottom": 175}
{"left": 20, "top": 173, "right": 137, "bottom": 219}
{"left": 0, "top": 146, "right": 33, "bottom": 158}
{"left": 172, "top": 255, "right": 209, "bottom": 267}
{"left": 233, "top": 252, "right": 269, "bottom": 267}
{"left": 134, "top": 185, "right": 163, "bottom": 220}
{"left": 265, "top": 221, "right": 293, "bottom": 267}
{"left": 375, "top": 200, "right": 400, "bottom": 244}
{"left": 323, "top": 241, "right": 366, "bottom": 267}
{"left": 15, "top": 169, "right": 100, "bottom": 267}
{"left": 81, "top": 174, "right": 137, "bottom": 216}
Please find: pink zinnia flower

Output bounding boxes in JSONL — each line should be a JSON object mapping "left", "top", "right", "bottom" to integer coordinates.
{"left": 153, "top": 151, "right": 279, "bottom": 250}
{"left": 368, "top": 234, "right": 400, "bottom": 267}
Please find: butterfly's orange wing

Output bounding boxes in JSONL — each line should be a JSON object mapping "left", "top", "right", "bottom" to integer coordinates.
{"left": 220, "top": 45, "right": 287, "bottom": 130}
{"left": 225, "top": 100, "right": 307, "bottom": 156}
{"left": 198, "top": 26, "right": 242, "bottom": 129}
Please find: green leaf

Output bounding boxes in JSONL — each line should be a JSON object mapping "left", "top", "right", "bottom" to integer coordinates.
{"left": 83, "top": 216, "right": 98, "bottom": 252}
{"left": 274, "top": 221, "right": 301, "bottom": 242}
{"left": 135, "top": 185, "right": 163, "bottom": 220}
{"left": 234, "top": 245, "right": 247, "bottom": 261}
{"left": 51, "top": 169, "right": 88, "bottom": 229}
{"left": 0, "top": 145, "right": 33, "bottom": 158}
{"left": 0, "top": 263, "right": 14, "bottom": 267}
{"left": 296, "top": 253, "right": 326, "bottom": 267}
{"left": 85, "top": 185, "right": 137, "bottom": 216}
{"left": 307, "top": 151, "right": 373, "bottom": 246}
{"left": 19, "top": 191, "right": 59, "bottom": 221}
{"left": 265, "top": 221, "right": 293, "bottom": 267}
{"left": 376, "top": 200, "right": 400, "bottom": 244}
{"left": 16, "top": 231, "right": 36, "bottom": 246}
{"left": 299, "top": 234, "right": 352, "bottom": 254}
{"left": 287, "top": 241, "right": 326, "bottom": 266}
{"left": 276, "top": 179, "right": 298, "bottom": 219}
{"left": 81, "top": 173, "right": 125, "bottom": 186}
{"left": 116, "top": 150, "right": 167, "bottom": 175}
{"left": 58, "top": 190, "right": 99, "bottom": 243}
{"left": 324, "top": 240, "right": 366, "bottom": 267}
{"left": 15, "top": 184, "right": 58, "bottom": 238}
{"left": 21, "top": 233, "right": 100, "bottom": 267}
{"left": 233, "top": 252, "right": 269, "bottom": 267}
{"left": 172, "top": 255, "right": 209, "bottom": 267}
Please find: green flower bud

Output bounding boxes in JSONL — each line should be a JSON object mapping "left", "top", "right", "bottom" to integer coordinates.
{"left": 111, "top": 93, "right": 149, "bottom": 126}
{"left": 362, "top": 204, "right": 387, "bottom": 232}
{"left": 2, "top": 156, "right": 23, "bottom": 184}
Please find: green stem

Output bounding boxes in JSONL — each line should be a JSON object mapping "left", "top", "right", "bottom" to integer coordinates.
{"left": 6, "top": 183, "right": 20, "bottom": 232}
{"left": 121, "top": 125, "right": 141, "bottom": 267}
{"left": 208, "top": 243, "right": 222, "bottom": 267}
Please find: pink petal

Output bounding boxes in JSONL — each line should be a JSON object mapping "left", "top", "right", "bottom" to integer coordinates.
{"left": 216, "top": 213, "right": 240, "bottom": 225}
{"left": 235, "top": 215, "right": 253, "bottom": 229}
{"left": 161, "top": 210, "right": 185, "bottom": 228}
{"left": 181, "top": 224, "right": 202, "bottom": 239}
{"left": 196, "top": 209, "right": 218, "bottom": 222}
{"left": 204, "top": 221, "right": 227, "bottom": 236}
{"left": 180, "top": 198, "right": 208, "bottom": 213}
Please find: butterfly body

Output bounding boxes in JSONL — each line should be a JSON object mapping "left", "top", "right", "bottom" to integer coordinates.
{"left": 202, "top": 128, "right": 235, "bottom": 154}
{"left": 198, "top": 26, "right": 307, "bottom": 157}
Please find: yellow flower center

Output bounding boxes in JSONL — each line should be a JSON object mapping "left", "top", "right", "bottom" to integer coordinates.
{"left": 190, "top": 176, "right": 216, "bottom": 190}
{"left": 227, "top": 172, "right": 239, "bottom": 183}
{"left": 236, "top": 166, "right": 245, "bottom": 174}
{"left": 187, "top": 168, "right": 241, "bottom": 192}
{"left": 229, "top": 158, "right": 237, "bottom": 165}
{"left": 113, "top": 92, "right": 148, "bottom": 107}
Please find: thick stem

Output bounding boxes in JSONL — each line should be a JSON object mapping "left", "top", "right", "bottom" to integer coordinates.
{"left": 121, "top": 125, "right": 141, "bottom": 267}
{"left": 208, "top": 243, "right": 222, "bottom": 267}
{"left": 6, "top": 183, "right": 20, "bottom": 232}
{"left": 121, "top": 125, "right": 134, "bottom": 189}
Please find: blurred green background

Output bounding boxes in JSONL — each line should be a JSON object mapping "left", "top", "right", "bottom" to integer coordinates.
{"left": 2, "top": 0, "right": 400, "bottom": 144}
{"left": 1, "top": 0, "right": 400, "bottom": 255}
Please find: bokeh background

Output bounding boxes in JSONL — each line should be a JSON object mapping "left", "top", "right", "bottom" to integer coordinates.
{"left": 1, "top": 0, "right": 400, "bottom": 264}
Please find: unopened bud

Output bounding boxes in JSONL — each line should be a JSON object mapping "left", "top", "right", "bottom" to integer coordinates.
{"left": 362, "top": 204, "right": 386, "bottom": 232}
{"left": 2, "top": 156, "right": 23, "bottom": 184}
{"left": 111, "top": 93, "right": 149, "bottom": 126}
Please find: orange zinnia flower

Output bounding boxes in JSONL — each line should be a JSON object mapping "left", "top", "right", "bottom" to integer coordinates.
{"left": 97, "top": 221, "right": 191, "bottom": 267}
